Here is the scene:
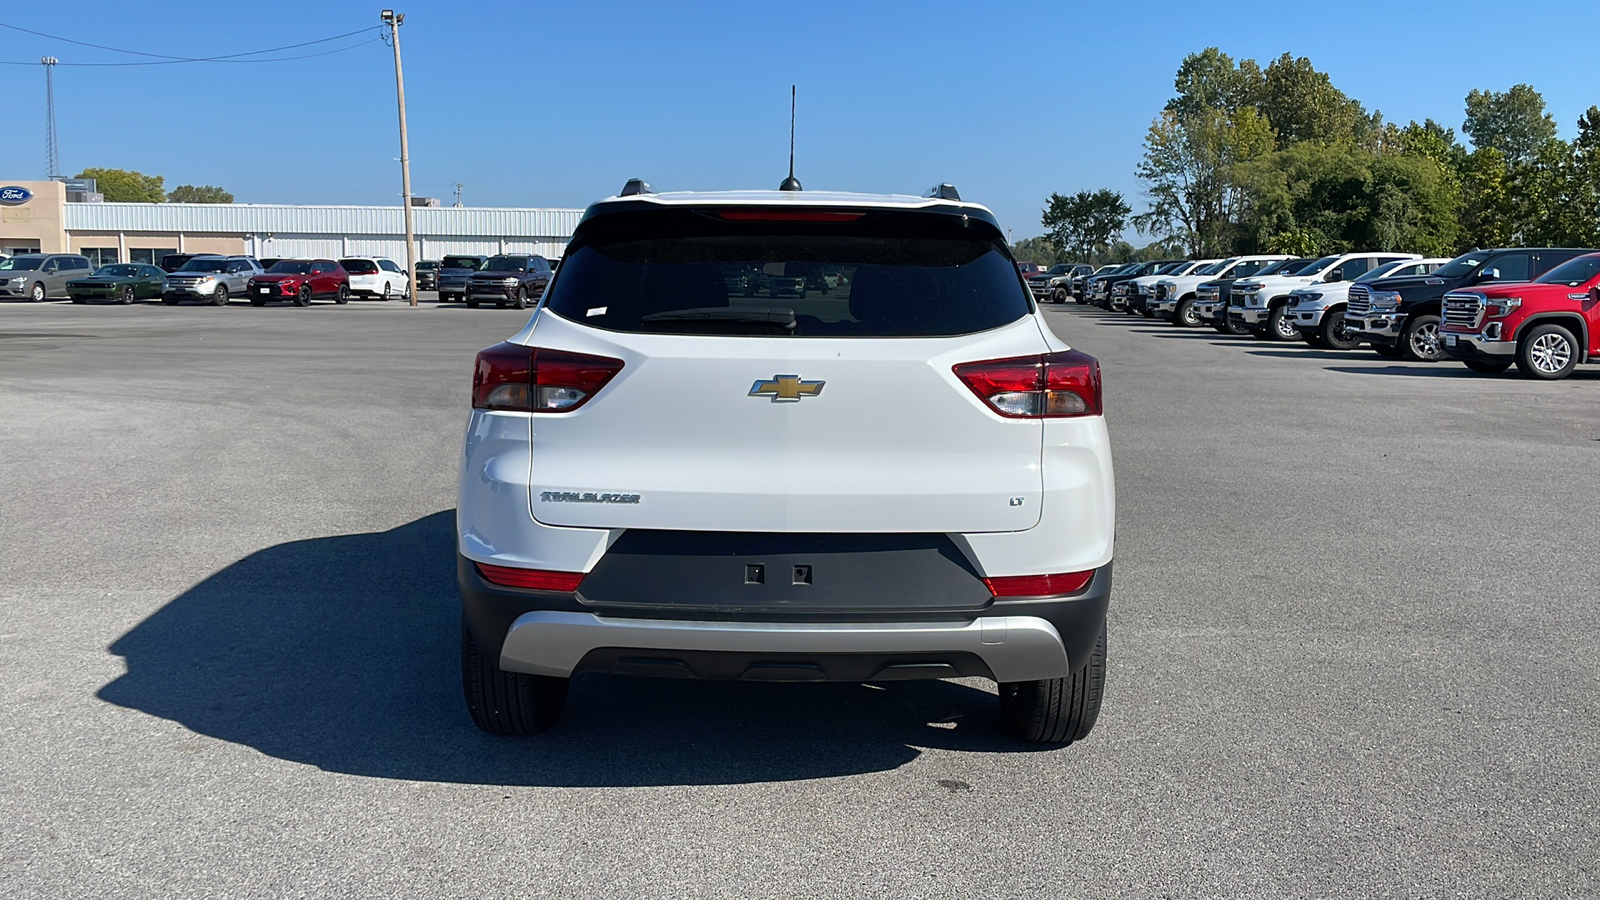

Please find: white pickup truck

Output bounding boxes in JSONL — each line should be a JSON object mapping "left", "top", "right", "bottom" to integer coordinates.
{"left": 1227, "top": 252, "right": 1419, "bottom": 341}
{"left": 1153, "top": 255, "right": 1291, "bottom": 326}
{"left": 1283, "top": 257, "right": 1445, "bottom": 349}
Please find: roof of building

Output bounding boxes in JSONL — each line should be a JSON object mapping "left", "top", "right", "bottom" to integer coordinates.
{"left": 62, "top": 203, "right": 582, "bottom": 237}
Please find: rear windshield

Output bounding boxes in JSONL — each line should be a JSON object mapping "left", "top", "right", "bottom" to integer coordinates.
{"left": 441, "top": 256, "right": 482, "bottom": 269}
{"left": 268, "top": 261, "right": 313, "bottom": 274}
{"left": 340, "top": 259, "right": 378, "bottom": 274}
{"left": 546, "top": 235, "right": 1030, "bottom": 338}
{"left": 1536, "top": 255, "right": 1600, "bottom": 286}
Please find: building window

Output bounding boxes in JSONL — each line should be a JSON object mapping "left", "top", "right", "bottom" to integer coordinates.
{"left": 129, "top": 248, "right": 177, "bottom": 266}
{"left": 82, "top": 247, "right": 119, "bottom": 267}
{"left": 6, "top": 245, "right": 40, "bottom": 257}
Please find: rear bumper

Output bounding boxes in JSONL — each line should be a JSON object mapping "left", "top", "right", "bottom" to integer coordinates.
{"left": 462, "top": 554, "right": 1112, "bottom": 683}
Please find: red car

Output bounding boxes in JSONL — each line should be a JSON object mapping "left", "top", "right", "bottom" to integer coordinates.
{"left": 248, "top": 259, "right": 350, "bottom": 307}
{"left": 1441, "top": 252, "right": 1600, "bottom": 379}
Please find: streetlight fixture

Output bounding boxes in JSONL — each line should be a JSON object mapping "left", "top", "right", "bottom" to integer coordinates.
{"left": 381, "top": 9, "right": 417, "bottom": 307}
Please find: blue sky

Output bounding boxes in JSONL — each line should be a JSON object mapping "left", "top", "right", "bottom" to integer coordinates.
{"left": 2, "top": 0, "right": 1597, "bottom": 243}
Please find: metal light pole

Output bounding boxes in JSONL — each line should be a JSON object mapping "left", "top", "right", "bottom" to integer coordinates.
{"left": 381, "top": 10, "right": 417, "bottom": 307}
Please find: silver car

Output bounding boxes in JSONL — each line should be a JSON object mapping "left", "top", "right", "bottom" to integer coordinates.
{"left": 0, "top": 254, "right": 94, "bottom": 301}
{"left": 162, "top": 255, "right": 263, "bottom": 305}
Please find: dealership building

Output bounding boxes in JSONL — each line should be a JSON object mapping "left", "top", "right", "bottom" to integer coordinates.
{"left": 0, "top": 179, "right": 582, "bottom": 267}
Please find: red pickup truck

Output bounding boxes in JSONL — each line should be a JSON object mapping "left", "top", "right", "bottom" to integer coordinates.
{"left": 1440, "top": 252, "right": 1600, "bottom": 379}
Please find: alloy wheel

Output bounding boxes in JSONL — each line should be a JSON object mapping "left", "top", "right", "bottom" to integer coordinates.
{"left": 1529, "top": 332, "right": 1572, "bottom": 374}
{"left": 1408, "top": 321, "right": 1441, "bottom": 360}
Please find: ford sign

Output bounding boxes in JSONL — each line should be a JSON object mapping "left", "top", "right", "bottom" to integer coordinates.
{"left": 0, "top": 186, "right": 32, "bottom": 206}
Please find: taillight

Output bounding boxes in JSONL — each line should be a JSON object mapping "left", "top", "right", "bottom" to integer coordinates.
{"left": 983, "top": 571, "right": 1094, "bottom": 597}
{"left": 476, "top": 563, "right": 584, "bottom": 592}
{"left": 472, "top": 343, "right": 624, "bottom": 412}
{"left": 952, "top": 349, "right": 1101, "bottom": 418}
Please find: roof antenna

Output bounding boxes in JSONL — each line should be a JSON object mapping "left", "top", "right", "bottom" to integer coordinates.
{"left": 779, "top": 85, "right": 803, "bottom": 192}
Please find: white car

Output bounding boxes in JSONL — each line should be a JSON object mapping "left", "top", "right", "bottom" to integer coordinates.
{"left": 456, "top": 181, "right": 1116, "bottom": 744}
{"left": 1227, "top": 252, "right": 1420, "bottom": 341}
{"left": 1127, "top": 259, "right": 1218, "bottom": 316}
{"left": 1153, "top": 255, "right": 1292, "bottom": 326}
{"left": 338, "top": 257, "right": 410, "bottom": 300}
{"left": 1284, "top": 258, "right": 1450, "bottom": 349}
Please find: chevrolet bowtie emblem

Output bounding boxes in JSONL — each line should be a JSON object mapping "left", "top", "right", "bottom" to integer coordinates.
{"left": 749, "top": 374, "right": 825, "bottom": 402}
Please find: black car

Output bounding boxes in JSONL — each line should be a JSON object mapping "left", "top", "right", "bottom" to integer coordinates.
{"left": 1346, "top": 247, "right": 1600, "bottom": 361}
{"left": 415, "top": 260, "right": 442, "bottom": 290}
{"left": 464, "top": 254, "right": 553, "bottom": 309}
{"left": 436, "top": 254, "right": 489, "bottom": 302}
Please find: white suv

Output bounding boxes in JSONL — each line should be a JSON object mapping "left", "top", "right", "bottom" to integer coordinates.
{"left": 456, "top": 182, "right": 1116, "bottom": 744}
{"left": 339, "top": 257, "right": 410, "bottom": 300}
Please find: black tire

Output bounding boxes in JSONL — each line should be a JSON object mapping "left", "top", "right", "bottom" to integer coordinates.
{"left": 1000, "top": 624, "right": 1106, "bottom": 744}
{"left": 335, "top": 285, "right": 349, "bottom": 305}
{"left": 293, "top": 285, "right": 311, "bottom": 307}
{"left": 1266, "top": 304, "right": 1300, "bottom": 342}
{"left": 1173, "top": 297, "right": 1199, "bottom": 327}
{"left": 380, "top": 282, "right": 391, "bottom": 302}
{"left": 1400, "top": 314, "right": 1444, "bottom": 362}
{"left": 30, "top": 282, "right": 46, "bottom": 302}
{"left": 1215, "top": 315, "right": 1249, "bottom": 336}
{"left": 1318, "top": 310, "right": 1362, "bottom": 351}
{"left": 461, "top": 615, "right": 567, "bottom": 735}
{"left": 1464, "top": 359, "right": 1512, "bottom": 374}
{"left": 1052, "top": 287, "right": 1068, "bottom": 305}
{"left": 512, "top": 287, "right": 528, "bottom": 310}
{"left": 1515, "top": 323, "right": 1579, "bottom": 380}
{"left": 120, "top": 285, "right": 136, "bottom": 305}
{"left": 213, "top": 285, "right": 229, "bottom": 306}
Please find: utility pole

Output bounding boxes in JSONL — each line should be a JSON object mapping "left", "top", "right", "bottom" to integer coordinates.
{"left": 453, "top": 182, "right": 463, "bottom": 208}
{"left": 381, "top": 10, "right": 417, "bottom": 307}
{"left": 42, "top": 57, "right": 60, "bottom": 180}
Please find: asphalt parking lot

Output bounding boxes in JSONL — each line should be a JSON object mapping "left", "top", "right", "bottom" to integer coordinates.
{"left": 2, "top": 297, "right": 1597, "bottom": 898}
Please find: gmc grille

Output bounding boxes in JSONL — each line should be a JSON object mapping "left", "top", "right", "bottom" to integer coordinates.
{"left": 1443, "top": 293, "right": 1483, "bottom": 329}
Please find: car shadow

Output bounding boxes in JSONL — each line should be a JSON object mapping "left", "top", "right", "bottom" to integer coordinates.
{"left": 1245, "top": 349, "right": 1368, "bottom": 361}
{"left": 1322, "top": 364, "right": 1482, "bottom": 378}
{"left": 98, "top": 512, "right": 1045, "bottom": 787}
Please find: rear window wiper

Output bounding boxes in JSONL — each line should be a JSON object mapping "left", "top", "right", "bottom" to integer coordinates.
{"left": 639, "top": 307, "right": 796, "bottom": 332}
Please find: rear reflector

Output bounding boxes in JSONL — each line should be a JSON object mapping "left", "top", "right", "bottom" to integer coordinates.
{"left": 952, "top": 349, "right": 1102, "bottom": 418}
{"left": 717, "top": 210, "right": 865, "bottom": 223}
{"left": 983, "top": 571, "right": 1094, "bottom": 597}
{"left": 476, "top": 563, "right": 585, "bottom": 592}
{"left": 472, "top": 343, "right": 625, "bottom": 412}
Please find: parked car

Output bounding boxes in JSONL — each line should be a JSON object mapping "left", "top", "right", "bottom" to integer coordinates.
{"left": 1284, "top": 258, "right": 1447, "bottom": 349}
{"left": 457, "top": 181, "right": 1113, "bottom": 744}
{"left": 1103, "top": 260, "right": 1184, "bottom": 310}
{"left": 338, "top": 257, "right": 409, "bottom": 301}
{"left": 1073, "top": 264, "right": 1120, "bottom": 302}
{"left": 0, "top": 253, "right": 93, "bottom": 301}
{"left": 1016, "top": 261, "right": 1047, "bottom": 279}
{"left": 1083, "top": 263, "right": 1138, "bottom": 306}
{"left": 464, "top": 254, "right": 553, "bottom": 309}
{"left": 1044, "top": 264, "right": 1093, "bottom": 304}
{"left": 257, "top": 258, "right": 284, "bottom": 270}
{"left": 66, "top": 263, "right": 167, "bottom": 304}
{"left": 159, "top": 253, "right": 206, "bottom": 273}
{"left": 163, "top": 255, "right": 263, "bottom": 305}
{"left": 248, "top": 259, "right": 350, "bottom": 307}
{"left": 1194, "top": 259, "right": 1310, "bottom": 333}
{"left": 436, "top": 254, "right": 488, "bottom": 302}
{"left": 415, "top": 259, "right": 442, "bottom": 290}
{"left": 1154, "top": 256, "right": 1290, "bottom": 325}
{"left": 1227, "top": 252, "right": 1417, "bottom": 341}
{"left": 1344, "top": 247, "right": 1599, "bottom": 361}
{"left": 1027, "top": 263, "right": 1076, "bottom": 302}
{"left": 1129, "top": 260, "right": 1219, "bottom": 316}
{"left": 1441, "top": 252, "right": 1600, "bottom": 379}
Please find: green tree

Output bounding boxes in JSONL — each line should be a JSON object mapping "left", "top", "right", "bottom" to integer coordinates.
{"left": 75, "top": 168, "right": 165, "bottom": 203}
{"left": 1134, "top": 106, "right": 1274, "bottom": 256}
{"left": 1364, "top": 153, "right": 1462, "bottom": 256}
{"left": 1458, "top": 148, "right": 1515, "bottom": 248}
{"left": 1166, "top": 47, "right": 1264, "bottom": 120}
{"left": 1041, "top": 189, "right": 1131, "bottom": 261}
{"left": 1234, "top": 141, "right": 1373, "bottom": 255}
{"left": 1010, "top": 236, "right": 1064, "bottom": 266}
{"left": 167, "top": 184, "right": 234, "bottom": 203}
{"left": 1463, "top": 84, "right": 1558, "bottom": 166}
{"left": 1258, "top": 53, "right": 1371, "bottom": 149}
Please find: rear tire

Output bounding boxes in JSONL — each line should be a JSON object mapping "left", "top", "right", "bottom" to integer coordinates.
{"left": 381, "top": 282, "right": 392, "bottom": 301}
{"left": 1000, "top": 624, "right": 1106, "bottom": 745}
{"left": 335, "top": 285, "right": 349, "bottom": 305}
{"left": 461, "top": 615, "right": 567, "bottom": 735}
